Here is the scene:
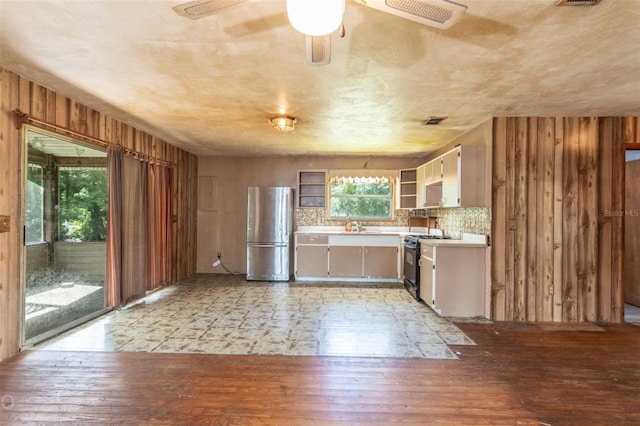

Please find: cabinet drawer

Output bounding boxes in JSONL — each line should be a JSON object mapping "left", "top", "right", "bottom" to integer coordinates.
{"left": 297, "top": 234, "right": 328, "bottom": 244}
{"left": 421, "top": 244, "right": 434, "bottom": 258}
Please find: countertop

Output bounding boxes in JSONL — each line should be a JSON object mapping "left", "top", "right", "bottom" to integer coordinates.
{"left": 418, "top": 239, "right": 487, "bottom": 248}
{"left": 295, "top": 226, "right": 425, "bottom": 236}
{"left": 419, "top": 233, "right": 488, "bottom": 248}
{"left": 295, "top": 228, "right": 489, "bottom": 247}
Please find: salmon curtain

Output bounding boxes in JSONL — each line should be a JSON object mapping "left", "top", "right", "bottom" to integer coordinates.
{"left": 106, "top": 149, "right": 172, "bottom": 307}
{"left": 146, "top": 164, "right": 171, "bottom": 290}
{"left": 106, "top": 146, "right": 122, "bottom": 307}
{"left": 121, "top": 156, "right": 148, "bottom": 304}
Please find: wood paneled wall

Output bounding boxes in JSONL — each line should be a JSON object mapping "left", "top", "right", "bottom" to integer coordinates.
{"left": 0, "top": 68, "right": 197, "bottom": 361}
{"left": 492, "top": 116, "right": 640, "bottom": 322}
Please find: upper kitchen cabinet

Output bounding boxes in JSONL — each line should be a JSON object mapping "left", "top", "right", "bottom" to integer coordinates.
{"left": 423, "top": 159, "right": 442, "bottom": 185}
{"left": 415, "top": 159, "right": 444, "bottom": 208}
{"left": 297, "top": 170, "right": 326, "bottom": 208}
{"left": 415, "top": 163, "right": 426, "bottom": 208}
{"left": 399, "top": 168, "right": 417, "bottom": 209}
{"left": 440, "top": 145, "right": 487, "bottom": 208}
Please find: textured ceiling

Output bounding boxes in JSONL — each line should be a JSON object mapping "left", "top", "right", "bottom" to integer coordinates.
{"left": 1, "top": 0, "right": 639, "bottom": 157}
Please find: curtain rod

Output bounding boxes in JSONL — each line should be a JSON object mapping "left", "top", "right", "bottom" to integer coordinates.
{"left": 13, "top": 109, "right": 174, "bottom": 168}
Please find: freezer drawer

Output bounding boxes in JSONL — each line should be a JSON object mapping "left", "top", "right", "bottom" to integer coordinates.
{"left": 247, "top": 243, "right": 291, "bottom": 281}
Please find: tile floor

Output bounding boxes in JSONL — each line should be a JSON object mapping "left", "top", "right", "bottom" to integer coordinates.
{"left": 35, "top": 274, "right": 477, "bottom": 359}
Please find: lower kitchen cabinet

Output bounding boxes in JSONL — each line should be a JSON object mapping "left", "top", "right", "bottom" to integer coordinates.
{"left": 420, "top": 244, "right": 486, "bottom": 317}
{"left": 329, "top": 245, "right": 398, "bottom": 279}
{"left": 329, "top": 246, "right": 362, "bottom": 278}
{"left": 295, "top": 233, "right": 401, "bottom": 282}
{"left": 295, "top": 234, "right": 329, "bottom": 279}
{"left": 419, "top": 252, "right": 434, "bottom": 304}
{"left": 363, "top": 246, "right": 398, "bottom": 279}
{"left": 295, "top": 245, "right": 328, "bottom": 278}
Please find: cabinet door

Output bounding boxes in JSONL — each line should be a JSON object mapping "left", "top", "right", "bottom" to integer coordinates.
{"left": 363, "top": 246, "right": 397, "bottom": 279}
{"left": 424, "top": 159, "right": 443, "bottom": 185}
{"left": 329, "top": 246, "right": 362, "bottom": 278}
{"left": 441, "top": 148, "right": 460, "bottom": 207}
{"left": 416, "top": 163, "right": 426, "bottom": 208}
{"left": 423, "top": 161, "right": 433, "bottom": 185}
{"left": 419, "top": 256, "right": 434, "bottom": 306}
{"left": 296, "top": 245, "right": 328, "bottom": 278}
{"left": 432, "top": 246, "right": 486, "bottom": 317}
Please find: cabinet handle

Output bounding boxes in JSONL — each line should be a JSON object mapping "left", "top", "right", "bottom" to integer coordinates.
{"left": 418, "top": 258, "right": 423, "bottom": 267}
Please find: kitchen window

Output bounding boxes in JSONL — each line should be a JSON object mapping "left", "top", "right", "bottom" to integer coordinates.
{"left": 328, "top": 176, "right": 393, "bottom": 220}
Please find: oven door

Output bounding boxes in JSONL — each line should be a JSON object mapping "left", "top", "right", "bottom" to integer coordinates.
{"left": 403, "top": 245, "right": 419, "bottom": 300}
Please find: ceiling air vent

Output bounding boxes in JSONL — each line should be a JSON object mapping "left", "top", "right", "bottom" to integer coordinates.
{"left": 556, "top": 0, "right": 601, "bottom": 6}
{"left": 356, "top": 0, "right": 468, "bottom": 29}
{"left": 424, "top": 117, "right": 447, "bottom": 125}
{"left": 173, "top": 0, "right": 249, "bottom": 20}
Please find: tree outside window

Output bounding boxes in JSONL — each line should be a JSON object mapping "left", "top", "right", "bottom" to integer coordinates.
{"left": 329, "top": 180, "right": 393, "bottom": 220}
{"left": 26, "top": 163, "right": 44, "bottom": 244}
{"left": 58, "top": 167, "right": 107, "bottom": 242}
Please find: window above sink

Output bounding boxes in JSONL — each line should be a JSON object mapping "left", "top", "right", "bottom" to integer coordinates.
{"left": 328, "top": 173, "right": 396, "bottom": 220}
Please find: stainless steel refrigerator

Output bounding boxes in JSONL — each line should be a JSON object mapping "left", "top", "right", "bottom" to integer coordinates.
{"left": 246, "top": 186, "right": 294, "bottom": 281}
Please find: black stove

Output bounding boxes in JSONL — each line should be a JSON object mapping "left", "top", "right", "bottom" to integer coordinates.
{"left": 404, "top": 234, "right": 450, "bottom": 246}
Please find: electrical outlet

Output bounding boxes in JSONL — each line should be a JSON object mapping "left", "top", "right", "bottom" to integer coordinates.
{"left": 217, "top": 252, "right": 222, "bottom": 259}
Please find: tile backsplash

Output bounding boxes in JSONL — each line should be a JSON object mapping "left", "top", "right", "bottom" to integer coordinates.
{"left": 416, "top": 207, "right": 492, "bottom": 239}
{"left": 296, "top": 206, "right": 490, "bottom": 240}
{"left": 296, "top": 208, "right": 410, "bottom": 227}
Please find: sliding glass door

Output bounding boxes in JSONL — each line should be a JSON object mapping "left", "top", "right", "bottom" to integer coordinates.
{"left": 22, "top": 127, "right": 109, "bottom": 344}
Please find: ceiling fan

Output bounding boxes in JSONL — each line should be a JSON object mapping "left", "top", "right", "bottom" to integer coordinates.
{"left": 172, "top": 0, "right": 468, "bottom": 66}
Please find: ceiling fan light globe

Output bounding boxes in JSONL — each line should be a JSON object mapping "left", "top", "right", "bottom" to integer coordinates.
{"left": 286, "top": 0, "right": 345, "bottom": 36}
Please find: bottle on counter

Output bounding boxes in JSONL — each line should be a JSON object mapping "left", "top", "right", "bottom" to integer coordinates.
{"left": 345, "top": 218, "right": 352, "bottom": 232}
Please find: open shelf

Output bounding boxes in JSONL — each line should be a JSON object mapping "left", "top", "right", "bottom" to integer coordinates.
{"left": 399, "top": 168, "right": 417, "bottom": 209}
{"left": 298, "top": 170, "right": 326, "bottom": 208}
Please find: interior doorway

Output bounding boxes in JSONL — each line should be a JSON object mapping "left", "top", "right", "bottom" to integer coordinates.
{"left": 624, "top": 148, "right": 640, "bottom": 324}
{"left": 22, "top": 126, "right": 110, "bottom": 345}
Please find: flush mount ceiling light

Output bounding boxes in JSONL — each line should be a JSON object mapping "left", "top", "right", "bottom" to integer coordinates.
{"left": 286, "top": 0, "right": 345, "bottom": 36}
{"left": 270, "top": 115, "right": 297, "bottom": 132}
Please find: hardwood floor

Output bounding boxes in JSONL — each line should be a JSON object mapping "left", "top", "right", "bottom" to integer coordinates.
{"left": 1, "top": 322, "right": 638, "bottom": 425}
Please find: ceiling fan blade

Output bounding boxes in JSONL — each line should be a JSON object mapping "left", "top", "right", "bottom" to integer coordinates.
{"left": 306, "top": 35, "right": 331, "bottom": 66}
{"left": 173, "top": 0, "right": 250, "bottom": 20}
{"left": 354, "top": 0, "right": 468, "bottom": 30}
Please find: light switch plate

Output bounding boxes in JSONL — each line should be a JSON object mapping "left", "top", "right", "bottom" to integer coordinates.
{"left": 0, "top": 216, "right": 9, "bottom": 233}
